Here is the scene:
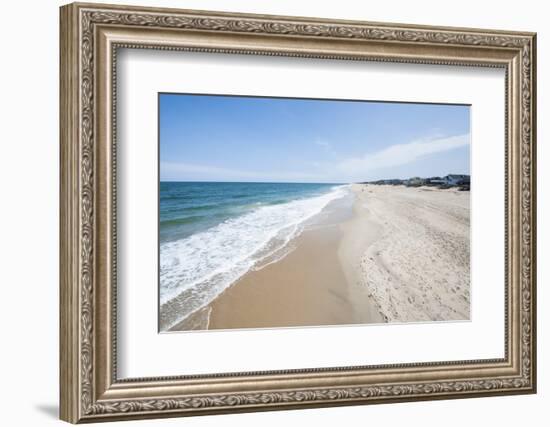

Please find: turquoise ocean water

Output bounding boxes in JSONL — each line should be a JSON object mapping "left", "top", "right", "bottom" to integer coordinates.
{"left": 159, "top": 181, "right": 347, "bottom": 329}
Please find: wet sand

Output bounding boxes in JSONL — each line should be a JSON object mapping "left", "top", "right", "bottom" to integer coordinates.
{"left": 171, "top": 189, "right": 383, "bottom": 331}
{"left": 170, "top": 184, "right": 470, "bottom": 331}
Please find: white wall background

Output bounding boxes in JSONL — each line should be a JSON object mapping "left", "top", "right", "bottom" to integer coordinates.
{"left": 0, "top": 0, "right": 545, "bottom": 425}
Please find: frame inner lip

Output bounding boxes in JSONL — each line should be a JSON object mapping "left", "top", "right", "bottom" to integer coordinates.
{"left": 108, "top": 41, "right": 512, "bottom": 384}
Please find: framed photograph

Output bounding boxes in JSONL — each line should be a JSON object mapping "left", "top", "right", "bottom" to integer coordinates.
{"left": 60, "top": 2, "right": 537, "bottom": 423}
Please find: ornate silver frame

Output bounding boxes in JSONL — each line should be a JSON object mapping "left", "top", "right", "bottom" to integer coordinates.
{"left": 60, "top": 2, "right": 537, "bottom": 423}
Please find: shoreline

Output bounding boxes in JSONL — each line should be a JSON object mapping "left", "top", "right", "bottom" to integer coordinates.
{"left": 168, "top": 183, "right": 470, "bottom": 332}
{"left": 170, "top": 185, "right": 383, "bottom": 331}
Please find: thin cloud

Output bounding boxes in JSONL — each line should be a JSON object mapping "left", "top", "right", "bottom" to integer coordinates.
{"left": 337, "top": 134, "right": 469, "bottom": 175}
{"left": 161, "top": 134, "right": 469, "bottom": 183}
{"left": 314, "top": 138, "right": 336, "bottom": 157}
{"left": 160, "top": 161, "right": 322, "bottom": 182}
{"left": 314, "top": 140, "right": 331, "bottom": 149}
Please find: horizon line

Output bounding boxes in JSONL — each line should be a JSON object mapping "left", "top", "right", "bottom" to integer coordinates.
{"left": 160, "top": 180, "right": 349, "bottom": 184}
{"left": 159, "top": 173, "right": 470, "bottom": 185}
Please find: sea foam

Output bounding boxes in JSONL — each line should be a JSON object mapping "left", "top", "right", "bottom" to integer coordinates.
{"left": 159, "top": 185, "right": 348, "bottom": 330}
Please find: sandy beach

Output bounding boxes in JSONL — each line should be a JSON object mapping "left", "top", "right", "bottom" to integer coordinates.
{"left": 354, "top": 184, "right": 470, "bottom": 322}
{"left": 170, "top": 184, "right": 470, "bottom": 331}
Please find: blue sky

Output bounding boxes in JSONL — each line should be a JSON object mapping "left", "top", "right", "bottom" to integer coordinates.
{"left": 159, "top": 93, "right": 470, "bottom": 183}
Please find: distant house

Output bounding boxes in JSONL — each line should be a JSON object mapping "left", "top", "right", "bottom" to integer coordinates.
{"left": 406, "top": 177, "right": 426, "bottom": 187}
{"left": 363, "top": 174, "right": 469, "bottom": 189}
{"left": 444, "top": 174, "right": 470, "bottom": 185}
{"left": 366, "top": 179, "right": 404, "bottom": 185}
{"left": 425, "top": 176, "right": 445, "bottom": 186}
{"left": 386, "top": 179, "right": 403, "bottom": 185}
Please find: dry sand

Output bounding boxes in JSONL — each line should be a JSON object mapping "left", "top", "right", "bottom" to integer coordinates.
{"left": 356, "top": 184, "right": 470, "bottom": 322}
{"left": 170, "top": 184, "right": 470, "bottom": 331}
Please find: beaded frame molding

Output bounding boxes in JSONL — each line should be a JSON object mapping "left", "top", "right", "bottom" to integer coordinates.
{"left": 60, "top": 2, "right": 536, "bottom": 423}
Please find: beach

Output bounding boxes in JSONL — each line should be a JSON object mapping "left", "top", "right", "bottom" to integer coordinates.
{"left": 354, "top": 184, "right": 470, "bottom": 322}
{"left": 168, "top": 184, "right": 470, "bottom": 331}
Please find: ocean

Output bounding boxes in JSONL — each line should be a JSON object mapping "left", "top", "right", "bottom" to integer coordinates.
{"left": 159, "top": 181, "right": 348, "bottom": 330}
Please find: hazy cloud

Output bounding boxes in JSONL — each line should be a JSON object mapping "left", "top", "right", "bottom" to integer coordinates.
{"left": 337, "top": 134, "right": 469, "bottom": 176}
{"left": 314, "top": 140, "right": 331, "bottom": 149}
{"left": 314, "top": 138, "right": 336, "bottom": 156}
{"left": 161, "top": 134, "right": 469, "bottom": 183}
{"left": 161, "top": 161, "right": 322, "bottom": 182}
